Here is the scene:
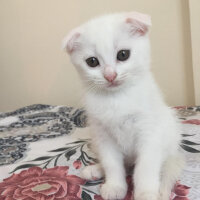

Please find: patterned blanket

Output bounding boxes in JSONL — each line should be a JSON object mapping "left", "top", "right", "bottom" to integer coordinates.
{"left": 0, "top": 104, "right": 200, "bottom": 200}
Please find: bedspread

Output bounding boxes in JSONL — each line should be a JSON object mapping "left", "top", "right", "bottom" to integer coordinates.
{"left": 0, "top": 104, "right": 200, "bottom": 200}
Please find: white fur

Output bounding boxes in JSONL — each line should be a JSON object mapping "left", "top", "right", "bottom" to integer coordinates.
{"left": 80, "top": 163, "right": 104, "bottom": 180}
{"left": 64, "top": 12, "right": 184, "bottom": 200}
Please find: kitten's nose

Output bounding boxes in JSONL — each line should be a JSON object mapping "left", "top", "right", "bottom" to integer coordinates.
{"left": 103, "top": 67, "right": 117, "bottom": 82}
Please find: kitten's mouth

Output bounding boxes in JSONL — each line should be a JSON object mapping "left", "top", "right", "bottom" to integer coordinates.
{"left": 107, "top": 81, "right": 121, "bottom": 88}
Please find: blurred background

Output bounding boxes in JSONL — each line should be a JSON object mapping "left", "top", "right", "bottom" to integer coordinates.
{"left": 0, "top": 0, "right": 199, "bottom": 112}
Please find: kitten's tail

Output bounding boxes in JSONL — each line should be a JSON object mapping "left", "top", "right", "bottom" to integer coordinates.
{"left": 160, "top": 153, "right": 185, "bottom": 200}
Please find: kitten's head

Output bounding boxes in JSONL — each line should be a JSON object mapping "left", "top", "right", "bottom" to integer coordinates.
{"left": 63, "top": 12, "right": 151, "bottom": 93}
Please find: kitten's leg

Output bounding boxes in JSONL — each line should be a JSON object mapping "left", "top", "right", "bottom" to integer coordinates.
{"left": 159, "top": 153, "right": 184, "bottom": 200}
{"left": 97, "top": 138, "right": 127, "bottom": 200}
{"left": 81, "top": 163, "right": 104, "bottom": 180}
{"left": 134, "top": 148, "right": 163, "bottom": 200}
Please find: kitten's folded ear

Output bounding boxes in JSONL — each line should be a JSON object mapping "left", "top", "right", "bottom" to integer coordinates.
{"left": 125, "top": 12, "right": 151, "bottom": 36}
{"left": 62, "top": 28, "right": 81, "bottom": 54}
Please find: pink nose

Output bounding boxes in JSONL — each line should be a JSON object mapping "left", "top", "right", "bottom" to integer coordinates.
{"left": 104, "top": 72, "right": 117, "bottom": 82}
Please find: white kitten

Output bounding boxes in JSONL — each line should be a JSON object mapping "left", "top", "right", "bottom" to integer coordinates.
{"left": 63, "top": 12, "right": 184, "bottom": 200}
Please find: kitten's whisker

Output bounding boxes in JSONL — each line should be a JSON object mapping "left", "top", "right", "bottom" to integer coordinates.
{"left": 118, "top": 74, "right": 131, "bottom": 81}
{"left": 85, "top": 84, "right": 96, "bottom": 95}
{"left": 83, "top": 79, "right": 105, "bottom": 85}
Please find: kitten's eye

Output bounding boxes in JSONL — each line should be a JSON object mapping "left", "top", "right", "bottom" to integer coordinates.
{"left": 86, "top": 57, "right": 99, "bottom": 67}
{"left": 117, "top": 50, "right": 130, "bottom": 61}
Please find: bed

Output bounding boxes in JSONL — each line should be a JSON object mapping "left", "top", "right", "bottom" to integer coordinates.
{"left": 0, "top": 104, "right": 200, "bottom": 200}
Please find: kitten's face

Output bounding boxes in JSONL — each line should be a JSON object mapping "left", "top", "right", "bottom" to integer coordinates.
{"left": 64, "top": 12, "right": 151, "bottom": 92}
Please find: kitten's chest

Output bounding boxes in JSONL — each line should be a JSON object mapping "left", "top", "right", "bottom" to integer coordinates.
{"left": 96, "top": 108, "right": 139, "bottom": 154}
{"left": 107, "top": 114, "right": 138, "bottom": 149}
{"left": 87, "top": 94, "right": 138, "bottom": 122}
{"left": 86, "top": 93, "right": 141, "bottom": 153}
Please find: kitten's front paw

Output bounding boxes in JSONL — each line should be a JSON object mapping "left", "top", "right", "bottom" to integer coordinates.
{"left": 135, "top": 192, "right": 158, "bottom": 200}
{"left": 100, "top": 182, "right": 127, "bottom": 200}
{"left": 80, "top": 164, "right": 104, "bottom": 180}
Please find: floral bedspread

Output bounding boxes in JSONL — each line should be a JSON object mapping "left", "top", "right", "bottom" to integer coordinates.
{"left": 0, "top": 104, "right": 200, "bottom": 200}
